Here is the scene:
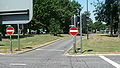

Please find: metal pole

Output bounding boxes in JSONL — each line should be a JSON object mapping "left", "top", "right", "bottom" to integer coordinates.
{"left": 10, "top": 35, "right": 12, "bottom": 52}
{"left": 73, "top": 14, "right": 77, "bottom": 53}
{"left": 73, "top": 36, "right": 76, "bottom": 53}
{"left": 80, "top": 13, "right": 83, "bottom": 53}
{"left": 74, "top": 15, "right": 76, "bottom": 27}
{"left": 22, "top": 24, "right": 24, "bottom": 30}
{"left": 87, "top": 0, "right": 89, "bottom": 39}
{"left": 87, "top": 0, "right": 88, "bottom": 12}
{"left": 18, "top": 24, "right": 20, "bottom": 51}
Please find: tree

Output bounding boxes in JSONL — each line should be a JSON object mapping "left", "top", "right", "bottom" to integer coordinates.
{"left": 32, "top": 0, "right": 81, "bottom": 35}
{"left": 82, "top": 11, "right": 93, "bottom": 33}
{"left": 0, "top": 25, "right": 6, "bottom": 37}
{"left": 93, "top": 0, "right": 119, "bottom": 36}
{"left": 49, "top": 18, "right": 62, "bottom": 36}
{"left": 92, "top": 22, "right": 106, "bottom": 31}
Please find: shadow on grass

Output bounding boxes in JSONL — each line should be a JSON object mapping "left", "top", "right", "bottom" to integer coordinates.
{"left": 81, "top": 49, "right": 93, "bottom": 53}
{"left": 76, "top": 48, "right": 93, "bottom": 53}
{"left": 3, "top": 34, "right": 34, "bottom": 39}
{"left": 0, "top": 44, "right": 5, "bottom": 46}
{"left": 100, "top": 34, "right": 118, "bottom": 37}
{"left": 77, "top": 34, "right": 86, "bottom": 36}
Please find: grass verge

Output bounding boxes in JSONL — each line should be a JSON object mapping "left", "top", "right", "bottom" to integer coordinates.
{"left": 68, "top": 34, "right": 120, "bottom": 55}
{"left": 0, "top": 34, "right": 70, "bottom": 53}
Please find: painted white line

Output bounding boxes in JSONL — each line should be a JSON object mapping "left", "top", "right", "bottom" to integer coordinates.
{"left": 99, "top": 55, "right": 120, "bottom": 68}
{"left": 10, "top": 63, "right": 26, "bottom": 66}
{"left": 0, "top": 53, "right": 6, "bottom": 55}
{"left": 36, "top": 49, "right": 64, "bottom": 52}
{"left": 64, "top": 46, "right": 73, "bottom": 55}
{"left": 70, "top": 30, "right": 78, "bottom": 32}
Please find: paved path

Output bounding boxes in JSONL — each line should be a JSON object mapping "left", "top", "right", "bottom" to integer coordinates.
{"left": 0, "top": 36, "right": 119, "bottom": 68}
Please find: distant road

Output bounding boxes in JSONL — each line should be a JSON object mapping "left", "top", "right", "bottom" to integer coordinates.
{"left": 0, "top": 36, "right": 119, "bottom": 68}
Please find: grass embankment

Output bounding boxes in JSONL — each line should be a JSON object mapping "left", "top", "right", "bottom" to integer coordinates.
{"left": 0, "top": 34, "right": 70, "bottom": 53}
{"left": 68, "top": 34, "right": 120, "bottom": 54}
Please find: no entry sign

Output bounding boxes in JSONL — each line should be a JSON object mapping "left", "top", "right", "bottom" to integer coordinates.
{"left": 69, "top": 27, "right": 78, "bottom": 35}
{"left": 6, "top": 27, "right": 14, "bottom": 35}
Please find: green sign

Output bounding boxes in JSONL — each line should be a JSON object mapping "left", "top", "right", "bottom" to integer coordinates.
{"left": 40, "top": 29, "right": 43, "bottom": 32}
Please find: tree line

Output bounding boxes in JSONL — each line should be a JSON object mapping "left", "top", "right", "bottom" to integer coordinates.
{"left": 27, "top": 0, "right": 81, "bottom": 36}
{"left": 93, "top": 0, "right": 120, "bottom": 36}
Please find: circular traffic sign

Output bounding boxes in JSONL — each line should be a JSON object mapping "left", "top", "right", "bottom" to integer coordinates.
{"left": 69, "top": 27, "right": 78, "bottom": 35}
{"left": 6, "top": 27, "right": 14, "bottom": 35}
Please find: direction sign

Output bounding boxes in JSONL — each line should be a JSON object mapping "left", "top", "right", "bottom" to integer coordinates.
{"left": 69, "top": 27, "right": 78, "bottom": 35}
{"left": 6, "top": 27, "right": 14, "bottom": 34}
{"left": 0, "top": 0, "right": 33, "bottom": 24}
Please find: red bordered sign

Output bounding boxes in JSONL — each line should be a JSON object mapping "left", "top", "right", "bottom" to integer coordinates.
{"left": 69, "top": 27, "right": 78, "bottom": 35}
{"left": 6, "top": 27, "right": 14, "bottom": 35}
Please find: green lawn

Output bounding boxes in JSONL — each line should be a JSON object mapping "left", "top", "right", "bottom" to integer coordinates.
{"left": 0, "top": 34, "right": 70, "bottom": 53}
{"left": 68, "top": 34, "right": 120, "bottom": 54}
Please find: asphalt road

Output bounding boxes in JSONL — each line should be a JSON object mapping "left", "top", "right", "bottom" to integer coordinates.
{"left": 0, "top": 36, "right": 120, "bottom": 68}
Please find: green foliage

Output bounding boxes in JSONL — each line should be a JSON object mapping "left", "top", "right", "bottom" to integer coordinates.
{"left": 82, "top": 11, "right": 94, "bottom": 33}
{"left": 93, "top": 0, "right": 119, "bottom": 35}
{"left": 0, "top": 25, "right": 6, "bottom": 37}
{"left": 92, "top": 21, "right": 105, "bottom": 30}
{"left": 31, "top": 0, "right": 81, "bottom": 35}
{"left": 49, "top": 18, "right": 62, "bottom": 36}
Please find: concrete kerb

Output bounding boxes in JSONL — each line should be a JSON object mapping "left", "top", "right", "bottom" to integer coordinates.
{"left": 64, "top": 46, "right": 120, "bottom": 56}
{"left": 2, "top": 36, "right": 71, "bottom": 56}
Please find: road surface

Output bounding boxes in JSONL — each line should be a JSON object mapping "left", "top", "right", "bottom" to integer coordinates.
{"left": 0, "top": 36, "right": 119, "bottom": 68}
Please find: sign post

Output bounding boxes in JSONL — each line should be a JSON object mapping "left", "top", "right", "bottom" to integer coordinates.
{"left": 6, "top": 27, "right": 14, "bottom": 52}
{"left": 10, "top": 35, "right": 12, "bottom": 52}
{"left": 18, "top": 24, "right": 20, "bottom": 51}
{"left": 69, "top": 27, "right": 78, "bottom": 53}
{"left": 80, "top": 13, "right": 83, "bottom": 53}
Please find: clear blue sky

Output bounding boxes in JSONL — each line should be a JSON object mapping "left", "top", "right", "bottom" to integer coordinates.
{"left": 75, "top": 0, "right": 105, "bottom": 23}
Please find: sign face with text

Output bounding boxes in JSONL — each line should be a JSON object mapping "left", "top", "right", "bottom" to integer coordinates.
{"left": 69, "top": 27, "right": 78, "bottom": 36}
{"left": 6, "top": 27, "right": 14, "bottom": 34}
{"left": 0, "top": 0, "right": 33, "bottom": 24}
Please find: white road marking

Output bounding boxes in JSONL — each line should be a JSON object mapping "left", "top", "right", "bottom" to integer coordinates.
{"left": 99, "top": 55, "right": 120, "bottom": 68}
{"left": 10, "top": 63, "right": 26, "bottom": 66}
{"left": 0, "top": 53, "right": 6, "bottom": 55}
{"left": 36, "top": 49, "right": 64, "bottom": 52}
{"left": 70, "top": 30, "right": 78, "bottom": 32}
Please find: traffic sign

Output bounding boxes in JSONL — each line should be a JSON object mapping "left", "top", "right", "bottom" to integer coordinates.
{"left": 69, "top": 27, "right": 78, "bottom": 35}
{"left": 69, "top": 25, "right": 75, "bottom": 27}
{"left": 0, "top": 0, "right": 33, "bottom": 24}
{"left": 6, "top": 27, "right": 14, "bottom": 34}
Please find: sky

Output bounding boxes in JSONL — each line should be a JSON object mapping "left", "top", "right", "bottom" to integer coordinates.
{"left": 75, "top": 0, "right": 105, "bottom": 23}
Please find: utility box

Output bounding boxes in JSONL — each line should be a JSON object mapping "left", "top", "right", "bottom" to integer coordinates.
{"left": 0, "top": 0, "right": 33, "bottom": 24}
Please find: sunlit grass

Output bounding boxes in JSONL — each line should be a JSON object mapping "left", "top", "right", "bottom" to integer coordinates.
{"left": 68, "top": 34, "right": 120, "bottom": 54}
{"left": 0, "top": 34, "right": 70, "bottom": 53}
